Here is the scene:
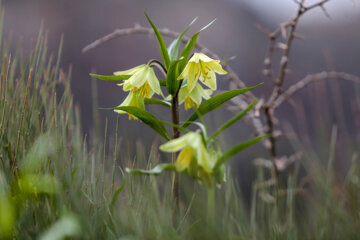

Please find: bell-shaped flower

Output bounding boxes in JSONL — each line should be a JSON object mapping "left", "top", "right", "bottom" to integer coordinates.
{"left": 114, "top": 91, "right": 145, "bottom": 120}
{"left": 178, "top": 53, "right": 227, "bottom": 92}
{"left": 114, "top": 64, "right": 162, "bottom": 98}
{"left": 178, "top": 83, "right": 212, "bottom": 110}
{"left": 160, "top": 132, "right": 216, "bottom": 181}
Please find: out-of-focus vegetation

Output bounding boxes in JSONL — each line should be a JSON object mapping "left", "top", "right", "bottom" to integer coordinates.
{"left": 0, "top": 8, "right": 360, "bottom": 240}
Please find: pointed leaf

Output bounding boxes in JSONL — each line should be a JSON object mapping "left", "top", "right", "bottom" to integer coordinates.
{"left": 209, "top": 98, "right": 258, "bottom": 141}
{"left": 167, "top": 17, "right": 198, "bottom": 61}
{"left": 110, "top": 180, "right": 126, "bottom": 208}
{"left": 103, "top": 106, "right": 170, "bottom": 140}
{"left": 158, "top": 79, "right": 167, "bottom": 86}
{"left": 214, "top": 135, "right": 270, "bottom": 171}
{"left": 178, "top": 19, "right": 216, "bottom": 72}
{"left": 182, "top": 84, "right": 263, "bottom": 129}
{"left": 144, "top": 98, "right": 171, "bottom": 108}
{"left": 144, "top": 12, "right": 170, "bottom": 69}
{"left": 166, "top": 60, "right": 181, "bottom": 95}
{"left": 126, "top": 163, "right": 176, "bottom": 175}
{"left": 90, "top": 73, "right": 130, "bottom": 81}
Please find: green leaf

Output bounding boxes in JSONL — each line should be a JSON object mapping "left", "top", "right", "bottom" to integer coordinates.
{"left": 160, "top": 120, "right": 187, "bottom": 133}
{"left": 110, "top": 180, "right": 126, "bottom": 208}
{"left": 20, "top": 133, "right": 57, "bottom": 173}
{"left": 103, "top": 106, "right": 170, "bottom": 140}
{"left": 158, "top": 79, "right": 167, "bottom": 86}
{"left": 126, "top": 163, "right": 176, "bottom": 175}
{"left": 39, "top": 214, "right": 81, "bottom": 240}
{"left": 167, "top": 17, "right": 198, "bottom": 61}
{"left": 0, "top": 194, "right": 15, "bottom": 238}
{"left": 214, "top": 135, "right": 269, "bottom": 171}
{"left": 144, "top": 12, "right": 170, "bottom": 69}
{"left": 89, "top": 73, "right": 130, "bottom": 81}
{"left": 178, "top": 19, "right": 216, "bottom": 72}
{"left": 144, "top": 98, "right": 171, "bottom": 108}
{"left": 182, "top": 84, "right": 263, "bottom": 129}
{"left": 166, "top": 60, "right": 181, "bottom": 95}
{"left": 17, "top": 174, "right": 60, "bottom": 195}
{"left": 209, "top": 98, "right": 258, "bottom": 141}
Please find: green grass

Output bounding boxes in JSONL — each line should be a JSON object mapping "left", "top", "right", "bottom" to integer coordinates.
{"left": 0, "top": 13, "right": 360, "bottom": 240}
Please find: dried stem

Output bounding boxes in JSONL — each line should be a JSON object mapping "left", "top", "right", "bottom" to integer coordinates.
{"left": 261, "top": 0, "right": 331, "bottom": 180}
{"left": 273, "top": 71, "right": 360, "bottom": 109}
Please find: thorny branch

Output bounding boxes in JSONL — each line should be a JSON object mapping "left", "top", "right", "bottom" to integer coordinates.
{"left": 83, "top": 0, "right": 360, "bottom": 184}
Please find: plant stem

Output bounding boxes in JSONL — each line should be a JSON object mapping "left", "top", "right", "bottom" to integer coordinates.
{"left": 171, "top": 94, "right": 180, "bottom": 206}
{"left": 207, "top": 187, "right": 215, "bottom": 222}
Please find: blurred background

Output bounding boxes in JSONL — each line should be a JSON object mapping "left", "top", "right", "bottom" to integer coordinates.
{"left": 2, "top": 0, "right": 360, "bottom": 191}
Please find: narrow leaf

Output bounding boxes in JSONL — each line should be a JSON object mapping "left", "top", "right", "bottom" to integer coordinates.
{"left": 166, "top": 60, "right": 181, "bottom": 95}
{"left": 158, "top": 79, "right": 167, "bottom": 86}
{"left": 168, "top": 17, "right": 198, "bottom": 61}
{"left": 126, "top": 163, "right": 176, "bottom": 175}
{"left": 178, "top": 19, "right": 216, "bottom": 72}
{"left": 209, "top": 99, "right": 258, "bottom": 141}
{"left": 103, "top": 106, "right": 170, "bottom": 140}
{"left": 144, "top": 98, "right": 171, "bottom": 108}
{"left": 182, "top": 84, "right": 263, "bottom": 129}
{"left": 214, "top": 135, "right": 269, "bottom": 171}
{"left": 90, "top": 73, "right": 130, "bottom": 81}
{"left": 144, "top": 12, "right": 170, "bottom": 69}
{"left": 110, "top": 180, "right": 126, "bottom": 208}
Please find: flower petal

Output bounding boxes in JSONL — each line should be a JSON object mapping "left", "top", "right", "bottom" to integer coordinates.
{"left": 146, "top": 67, "right": 162, "bottom": 95}
{"left": 189, "top": 53, "right": 214, "bottom": 63}
{"left": 196, "top": 145, "right": 212, "bottom": 173}
{"left": 114, "top": 92, "right": 144, "bottom": 115}
{"left": 113, "top": 64, "right": 146, "bottom": 76}
{"left": 160, "top": 137, "right": 188, "bottom": 152}
{"left": 175, "top": 146, "right": 194, "bottom": 172}
{"left": 186, "top": 63, "right": 198, "bottom": 92}
{"left": 208, "top": 61, "right": 227, "bottom": 74}
{"left": 129, "top": 67, "right": 147, "bottom": 88}
{"left": 200, "top": 71, "right": 217, "bottom": 90}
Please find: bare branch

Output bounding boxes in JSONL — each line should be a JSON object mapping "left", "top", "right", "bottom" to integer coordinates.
{"left": 259, "top": 0, "right": 332, "bottom": 178}
{"left": 273, "top": 71, "right": 360, "bottom": 109}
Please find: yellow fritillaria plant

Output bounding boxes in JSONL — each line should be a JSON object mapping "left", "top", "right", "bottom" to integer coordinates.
{"left": 91, "top": 13, "right": 266, "bottom": 209}
{"left": 178, "top": 53, "right": 227, "bottom": 92}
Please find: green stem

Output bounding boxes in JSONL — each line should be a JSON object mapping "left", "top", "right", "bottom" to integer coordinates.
{"left": 207, "top": 187, "right": 215, "bottom": 224}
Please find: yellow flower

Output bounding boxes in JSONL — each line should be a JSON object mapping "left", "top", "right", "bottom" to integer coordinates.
{"left": 114, "top": 91, "right": 145, "bottom": 120}
{"left": 160, "top": 132, "right": 215, "bottom": 176}
{"left": 178, "top": 53, "right": 227, "bottom": 92}
{"left": 114, "top": 64, "right": 162, "bottom": 98}
{"left": 178, "top": 83, "right": 212, "bottom": 110}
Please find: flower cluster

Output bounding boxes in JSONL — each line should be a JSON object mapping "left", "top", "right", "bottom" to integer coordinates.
{"left": 113, "top": 53, "right": 227, "bottom": 118}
